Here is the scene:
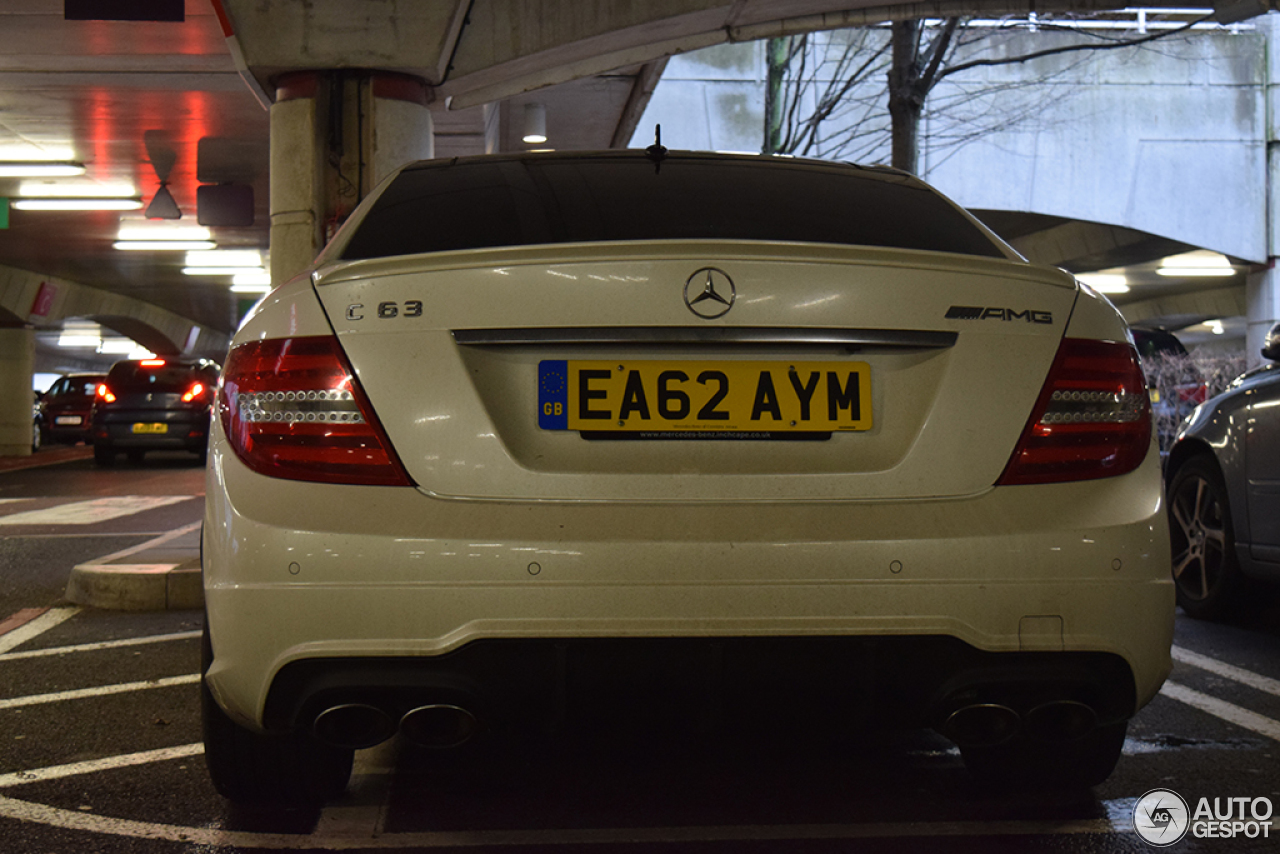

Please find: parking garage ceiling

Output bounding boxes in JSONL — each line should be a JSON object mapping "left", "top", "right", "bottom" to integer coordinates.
{"left": 0, "top": 0, "right": 1253, "bottom": 360}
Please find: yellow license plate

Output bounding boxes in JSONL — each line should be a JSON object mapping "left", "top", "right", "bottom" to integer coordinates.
{"left": 538, "top": 360, "right": 871, "bottom": 435}
{"left": 131, "top": 422, "right": 168, "bottom": 434}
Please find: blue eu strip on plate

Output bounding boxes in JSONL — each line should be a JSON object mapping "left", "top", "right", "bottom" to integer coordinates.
{"left": 538, "top": 360, "right": 568, "bottom": 430}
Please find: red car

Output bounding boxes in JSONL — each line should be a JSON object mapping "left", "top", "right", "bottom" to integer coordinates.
{"left": 36, "top": 373, "right": 106, "bottom": 445}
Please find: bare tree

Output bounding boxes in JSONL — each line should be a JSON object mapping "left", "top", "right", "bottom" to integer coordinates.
{"left": 765, "top": 13, "right": 1216, "bottom": 173}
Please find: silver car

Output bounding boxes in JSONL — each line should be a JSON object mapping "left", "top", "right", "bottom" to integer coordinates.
{"left": 201, "top": 150, "right": 1173, "bottom": 805}
{"left": 1165, "top": 322, "right": 1280, "bottom": 619}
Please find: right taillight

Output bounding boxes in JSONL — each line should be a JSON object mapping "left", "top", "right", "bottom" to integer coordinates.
{"left": 218, "top": 336, "right": 412, "bottom": 486}
{"left": 96, "top": 383, "right": 116, "bottom": 404}
{"left": 998, "top": 338, "right": 1151, "bottom": 486}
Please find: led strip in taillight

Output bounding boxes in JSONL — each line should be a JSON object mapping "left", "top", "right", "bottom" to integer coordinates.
{"left": 219, "top": 336, "right": 411, "bottom": 486}
{"left": 998, "top": 338, "right": 1152, "bottom": 485}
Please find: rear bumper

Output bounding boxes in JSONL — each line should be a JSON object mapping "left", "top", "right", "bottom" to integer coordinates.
{"left": 203, "top": 437, "right": 1174, "bottom": 734}
{"left": 94, "top": 411, "right": 209, "bottom": 450}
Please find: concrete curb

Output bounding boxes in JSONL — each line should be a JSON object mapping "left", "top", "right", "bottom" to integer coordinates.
{"left": 64, "top": 522, "right": 203, "bottom": 611}
{"left": 66, "top": 560, "right": 203, "bottom": 611}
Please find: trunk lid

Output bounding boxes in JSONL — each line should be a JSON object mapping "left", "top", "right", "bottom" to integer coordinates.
{"left": 314, "top": 242, "right": 1077, "bottom": 502}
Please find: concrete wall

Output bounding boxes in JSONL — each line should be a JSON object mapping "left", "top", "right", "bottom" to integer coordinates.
{"left": 633, "top": 22, "right": 1269, "bottom": 264}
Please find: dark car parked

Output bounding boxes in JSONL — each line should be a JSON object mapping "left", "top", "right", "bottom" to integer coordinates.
{"left": 1164, "top": 322, "right": 1280, "bottom": 618}
{"left": 36, "top": 373, "right": 106, "bottom": 446}
{"left": 91, "top": 357, "right": 221, "bottom": 465}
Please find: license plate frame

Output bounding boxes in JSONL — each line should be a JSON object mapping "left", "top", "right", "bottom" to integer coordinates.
{"left": 538, "top": 359, "right": 871, "bottom": 437}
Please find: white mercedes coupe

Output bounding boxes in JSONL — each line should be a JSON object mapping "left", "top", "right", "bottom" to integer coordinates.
{"left": 201, "top": 150, "right": 1173, "bottom": 804}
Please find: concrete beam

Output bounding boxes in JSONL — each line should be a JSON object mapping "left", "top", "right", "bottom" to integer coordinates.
{"left": 0, "top": 265, "right": 229, "bottom": 358}
{"left": 1120, "top": 285, "right": 1248, "bottom": 326}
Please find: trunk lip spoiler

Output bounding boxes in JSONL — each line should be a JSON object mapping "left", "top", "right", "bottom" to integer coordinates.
{"left": 451, "top": 327, "right": 958, "bottom": 349}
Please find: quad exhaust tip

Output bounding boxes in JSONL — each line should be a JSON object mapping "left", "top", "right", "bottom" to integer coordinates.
{"left": 313, "top": 703, "right": 397, "bottom": 750}
{"left": 943, "top": 699, "right": 1099, "bottom": 747}
{"left": 400, "top": 704, "right": 479, "bottom": 749}
{"left": 943, "top": 703, "right": 1021, "bottom": 748}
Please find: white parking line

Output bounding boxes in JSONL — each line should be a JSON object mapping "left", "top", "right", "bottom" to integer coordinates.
{"left": 0, "top": 744, "right": 205, "bottom": 789}
{"left": 1160, "top": 681, "right": 1280, "bottom": 742}
{"left": 0, "top": 792, "right": 1124, "bottom": 849}
{"left": 0, "top": 496, "right": 191, "bottom": 526}
{"left": 1172, "top": 645, "right": 1280, "bottom": 697}
{"left": 0, "top": 630, "right": 200, "bottom": 662}
{"left": 0, "top": 674, "right": 200, "bottom": 710}
{"left": 0, "top": 607, "right": 79, "bottom": 655}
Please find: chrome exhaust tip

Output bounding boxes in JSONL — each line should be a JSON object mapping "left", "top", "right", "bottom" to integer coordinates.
{"left": 1024, "top": 700, "right": 1098, "bottom": 741}
{"left": 943, "top": 703, "right": 1021, "bottom": 748}
{"left": 313, "top": 703, "right": 397, "bottom": 749}
{"left": 400, "top": 704, "right": 478, "bottom": 749}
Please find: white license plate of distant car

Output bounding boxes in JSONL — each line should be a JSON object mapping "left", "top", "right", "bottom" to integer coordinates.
{"left": 131, "top": 422, "right": 168, "bottom": 434}
{"left": 538, "top": 359, "right": 872, "bottom": 437}
{"left": 55, "top": 416, "right": 82, "bottom": 425}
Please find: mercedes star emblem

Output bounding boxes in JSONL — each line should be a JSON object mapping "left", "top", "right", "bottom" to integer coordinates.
{"left": 684, "top": 267, "right": 736, "bottom": 319}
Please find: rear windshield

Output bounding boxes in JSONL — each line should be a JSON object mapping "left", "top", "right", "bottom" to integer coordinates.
{"left": 47, "top": 376, "right": 102, "bottom": 397}
{"left": 107, "top": 363, "right": 214, "bottom": 394}
{"left": 340, "top": 156, "right": 1006, "bottom": 260}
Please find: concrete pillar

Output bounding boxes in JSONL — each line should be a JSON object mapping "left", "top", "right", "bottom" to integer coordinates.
{"left": 269, "top": 72, "right": 434, "bottom": 286}
{"left": 0, "top": 326, "right": 35, "bottom": 456}
{"left": 1255, "top": 14, "right": 1280, "bottom": 367}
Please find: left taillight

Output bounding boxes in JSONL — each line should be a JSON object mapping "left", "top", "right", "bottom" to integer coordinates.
{"left": 96, "top": 383, "right": 116, "bottom": 404}
{"left": 998, "top": 338, "right": 1152, "bottom": 486}
{"left": 182, "top": 381, "right": 208, "bottom": 403}
{"left": 218, "top": 336, "right": 412, "bottom": 486}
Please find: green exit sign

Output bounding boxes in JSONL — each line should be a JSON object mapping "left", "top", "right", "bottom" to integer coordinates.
{"left": 0, "top": 198, "right": 8, "bottom": 229}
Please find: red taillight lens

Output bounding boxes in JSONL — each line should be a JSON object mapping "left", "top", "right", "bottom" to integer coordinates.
{"left": 182, "top": 382, "right": 207, "bottom": 403}
{"left": 219, "top": 336, "right": 412, "bottom": 486}
{"left": 96, "top": 383, "right": 116, "bottom": 404}
{"left": 998, "top": 338, "right": 1151, "bottom": 486}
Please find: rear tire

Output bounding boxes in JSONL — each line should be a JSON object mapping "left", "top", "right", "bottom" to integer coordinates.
{"left": 93, "top": 444, "right": 114, "bottom": 466}
{"left": 201, "top": 622, "right": 353, "bottom": 806}
{"left": 960, "top": 720, "right": 1127, "bottom": 790}
{"left": 1167, "top": 454, "right": 1240, "bottom": 620}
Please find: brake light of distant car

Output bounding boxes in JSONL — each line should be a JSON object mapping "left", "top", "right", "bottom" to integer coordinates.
{"left": 218, "top": 336, "right": 412, "bottom": 486}
{"left": 182, "top": 382, "right": 208, "bottom": 403}
{"left": 140, "top": 359, "right": 166, "bottom": 368}
{"left": 96, "top": 383, "right": 116, "bottom": 404}
{"left": 998, "top": 338, "right": 1151, "bottom": 485}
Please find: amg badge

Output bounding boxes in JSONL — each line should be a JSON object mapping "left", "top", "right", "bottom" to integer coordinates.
{"left": 946, "top": 306, "right": 1053, "bottom": 324}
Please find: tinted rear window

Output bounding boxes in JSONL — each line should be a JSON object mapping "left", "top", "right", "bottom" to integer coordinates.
{"left": 340, "top": 156, "right": 1005, "bottom": 260}
{"left": 107, "top": 363, "right": 213, "bottom": 394}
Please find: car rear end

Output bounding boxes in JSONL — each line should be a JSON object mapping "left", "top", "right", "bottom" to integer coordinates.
{"left": 39, "top": 374, "right": 104, "bottom": 444}
{"left": 93, "top": 358, "right": 218, "bottom": 461}
{"left": 202, "top": 152, "right": 1173, "bottom": 800}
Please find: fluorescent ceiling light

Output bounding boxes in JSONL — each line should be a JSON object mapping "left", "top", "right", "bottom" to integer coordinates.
{"left": 57, "top": 333, "right": 101, "bottom": 349}
{"left": 0, "top": 161, "right": 85, "bottom": 177}
{"left": 184, "top": 249, "right": 262, "bottom": 268}
{"left": 1156, "top": 250, "right": 1235, "bottom": 278}
{"left": 14, "top": 198, "right": 143, "bottom": 211}
{"left": 230, "top": 283, "right": 272, "bottom": 294}
{"left": 231, "top": 269, "right": 271, "bottom": 287}
{"left": 183, "top": 266, "right": 263, "bottom": 276}
{"left": 98, "top": 338, "right": 140, "bottom": 354}
{"left": 117, "top": 224, "right": 211, "bottom": 241}
{"left": 19, "top": 181, "right": 136, "bottom": 198}
{"left": 1077, "top": 273, "right": 1129, "bottom": 294}
{"left": 114, "top": 240, "right": 216, "bottom": 251}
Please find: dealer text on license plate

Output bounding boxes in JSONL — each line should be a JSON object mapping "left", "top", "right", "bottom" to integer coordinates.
{"left": 538, "top": 360, "right": 871, "bottom": 436}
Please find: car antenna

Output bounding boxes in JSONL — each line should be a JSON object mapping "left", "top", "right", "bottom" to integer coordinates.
{"left": 645, "top": 124, "right": 668, "bottom": 173}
